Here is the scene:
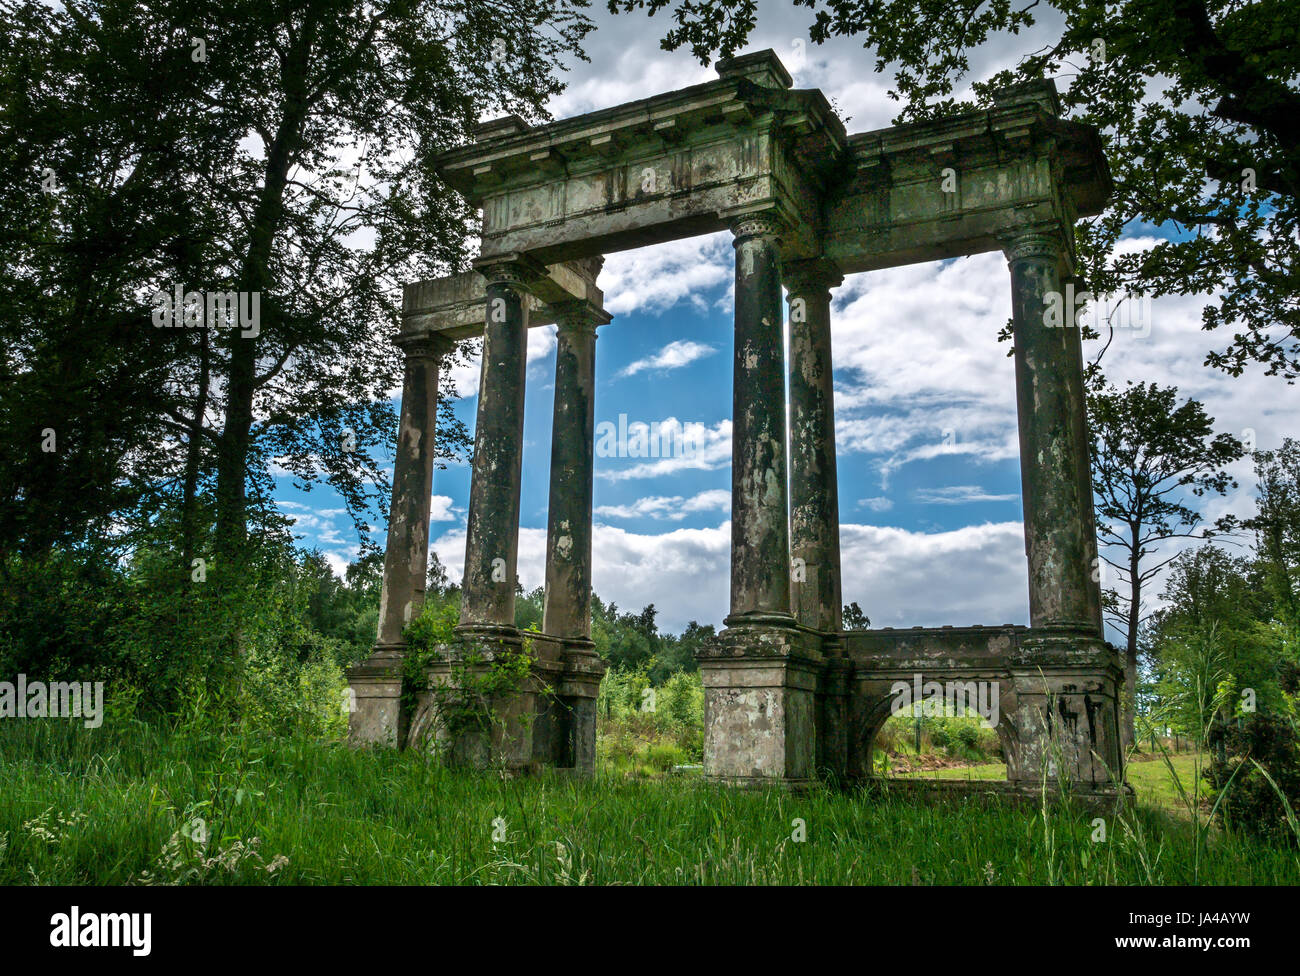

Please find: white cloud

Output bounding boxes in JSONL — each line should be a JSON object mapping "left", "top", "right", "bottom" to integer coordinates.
{"left": 432, "top": 521, "right": 729, "bottom": 632}
{"left": 597, "top": 418, "right": 732, "bottom": 481}
{"left": 839, "top": 521, "right": 1029, "bottom": 628}
{"left": 915, "top": 485, "right": 1019, "bottom": 505}
{"left": 595, "top": 488, "right": 731, "bottom": 520}
{"left": 618, "top": 339, "right": 717, "bottom": 377}
{"left": 858, "top": 496, "right": 894, "bottom": 512}
{"left": 430, "top": 494, "right": 460, "bottom": 522}
{"left": 432, "top": 517, "right": 1028, "bottom": 633}
{"left": 599, "top": 234, "right": 732, "bottom": 317}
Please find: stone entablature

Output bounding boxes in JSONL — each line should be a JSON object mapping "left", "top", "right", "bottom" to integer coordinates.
{"left": 400, "top": 257, "right": 606, "bottom": 340}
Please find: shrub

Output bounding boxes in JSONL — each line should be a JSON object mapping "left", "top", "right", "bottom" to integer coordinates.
{"left": 1207, "top": 714, "right": 1300, "bottom": 846}
{"left": 954, "top": 723, "right": 980, "bottom": 750}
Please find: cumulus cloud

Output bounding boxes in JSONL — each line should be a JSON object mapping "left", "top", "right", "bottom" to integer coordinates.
{"left": 600, "top": 234, "right": 733, "bottom": 317}
{"left": 595, "top": 488, "right": 731, "bottom": 520}
{"left": 429, "top": 494, "right": 460, "bottom": 522}
{"left": 839, "top": 522, "right": 1029, "bottom": 629}
{"left": 597, "top": 418, "right": 732, "bottom": 481}
{"left": 618, "top": 339, "right": 717, "bottom": 377}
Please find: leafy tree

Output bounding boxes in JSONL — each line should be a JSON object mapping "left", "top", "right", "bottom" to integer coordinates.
{"left": 613, "top": 0, "right": 1300, "bottom": 379}
{"left": 591, "top": 595, "right": 665, "bottom": 670}
{"left": 1090, "top": 381, "right": 1243, "bottom": 745}
{"left": 651, "top": 619, "right": 711, "bottom": 682}
{"left": 1249, "top": 438, "right": 1300, "bottom": 625}
{"left": 842, "top": 601, "right": 871, "bottom": 630}
{"left": 1, "top": 0, "right": 596, "bottom": 684}
{"left": 0, "top": 0, "right": 237, "bottom": 564}
{"left": 2, "top": 0, "right": 595, "bottom": 550}
{"left": 1148, "top": 543, "right": 1293, "bottom": 751}
{"left": 514, "top": 584, "right": 545, "bottom": 632}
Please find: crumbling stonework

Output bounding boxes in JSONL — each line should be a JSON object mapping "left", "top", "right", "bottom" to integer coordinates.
{"left": 347, "top": 49, "right": 1124, "bottom": 798}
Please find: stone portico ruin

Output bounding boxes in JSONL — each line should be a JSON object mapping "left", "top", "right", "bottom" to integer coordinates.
{"left": 348, "top": 50, "right": 1124, "bottom": 795}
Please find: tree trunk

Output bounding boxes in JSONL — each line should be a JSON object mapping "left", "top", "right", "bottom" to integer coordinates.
{"left": 212, "top": 20, "right": 316, "bottom": 562}
{"left": 180, "top": 324, "right": 210, "bottom": 574}
{"left": 1123, "top": 544, "right": 1141, "bottom": 748}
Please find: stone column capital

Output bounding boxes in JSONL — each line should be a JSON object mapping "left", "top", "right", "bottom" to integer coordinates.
{"left": 726, "top": 210, "right": 786, "bottom": 246}
{"left": 783, "top": 258, "right": 843, "bottom": 295}
{"left": 473, "top": 253, "right": 549, "bottom": 291}
{"left": 999, "top": 228, "right": 1065, "bottom": 263}
{"left": 549, "top": 299, "right": 611, "bottom": 338}
{"left": 395, "top": 332, "right": 454, "bottom": 360}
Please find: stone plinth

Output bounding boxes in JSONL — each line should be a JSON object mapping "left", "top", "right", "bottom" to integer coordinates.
{"left": 1007, "top": 632, "right": 1124, "bottom": 788}
{"left": 698, "top": 625, "right": 823, "bottom": 786}
{"left": 346, "top": 649, "right": 404, "bottom": 748}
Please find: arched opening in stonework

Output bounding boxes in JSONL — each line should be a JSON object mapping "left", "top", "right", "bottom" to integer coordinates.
{"left": 848, "top": 679, "right": 1015, "bottom": 784}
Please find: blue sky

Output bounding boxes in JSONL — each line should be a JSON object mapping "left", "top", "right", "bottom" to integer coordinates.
{"left": 274, "top": 1, "right": 1296, "bottom": 639}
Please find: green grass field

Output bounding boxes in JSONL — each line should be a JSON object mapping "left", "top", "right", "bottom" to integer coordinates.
{"left": 911, "top": 754, "right": 1205, "bottom": 813}
{"left": 1, "top": 722, "right": 1295, "bottom": 885}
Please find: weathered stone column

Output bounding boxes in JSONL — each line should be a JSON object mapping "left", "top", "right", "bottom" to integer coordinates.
{"left": 541, "top": 300, "right": 608, "bottom": 774}
{"left": 1003, "top": 229, "right": 1122, "bottom": 793}
{"left": 727, "top": 212, "right": 794, "bottom": 625}
{"left": 542, "top": 306, "right": 599, "bottom": 643}
{"left": 1004, "top": 230, "right": 1101, "bottom": 633}
{"left": 784, "top": 259, "right": 844, "bottom": 634}
{"left": 348, "top": 332, "right": 450, "bottom": 747}
{"left": 785, "top": 259, "right": 849, "bottom": 780}
{"left": 457, "top": 257, "right": 542, "bottom": 643}
{"left": 698, "top": 212, "right": 820, "bottom": 787}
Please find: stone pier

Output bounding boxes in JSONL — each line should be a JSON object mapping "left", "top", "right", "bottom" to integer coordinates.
{"left": 698, "top": 211, "right": 821, "bottom": 787}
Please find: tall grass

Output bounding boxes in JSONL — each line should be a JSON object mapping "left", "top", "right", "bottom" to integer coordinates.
{"left": 0, "top": 719, "right": 1296, "bottom": 885}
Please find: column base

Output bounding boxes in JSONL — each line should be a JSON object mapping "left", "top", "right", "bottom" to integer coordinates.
{"left": 408, "top": 629, "right": 606, "bottom": 776}
{"left": 557, "top": 642, "right": 606, "bottom": 776}
{"left": 698, "top": 623, "right": 823, "bottom": 785}
{"left": 409, "top": 628, "right": 534, "bottom": 772}
{"left": 1007, "top": 630, "right": 1124, "bottom": 788}
{"left": 345, "top": 645, "right": 405, "bottom": 748}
